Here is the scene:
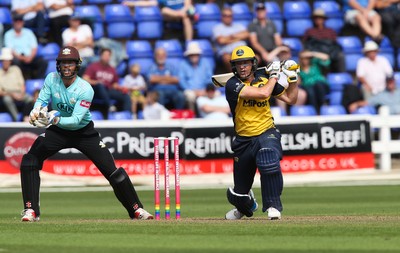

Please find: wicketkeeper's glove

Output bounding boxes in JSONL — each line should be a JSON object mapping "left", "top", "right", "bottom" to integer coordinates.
{"left": 29, "top": 105, "right": 48, "bottom": 128}
{"left": 266, "top": 61, "right": 281, "bottom": 79}
{"left": 281, "top": 59, "right": 300, "bottom": 83}
{"left": 36, "top": 110, "right": 61, "bottom": 127}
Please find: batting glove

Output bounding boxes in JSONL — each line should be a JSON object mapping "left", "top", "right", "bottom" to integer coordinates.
{"left": 281, "top": 60, "right": 300, "bottom": 83}
{"left": 266, "top": 61, "right": 281, "bottom": 79}
{"left": 281, "top": 59, "right": 300, "bottom": 72}
{"left": 37, "top": 110, "right": 61, "bottom": 127}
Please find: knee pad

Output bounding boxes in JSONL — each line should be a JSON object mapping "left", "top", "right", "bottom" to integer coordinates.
{"left": 109, "top": 167, "right": 142, "bottom": 218}
{"left": 256, "top": 148, "right": 280, "bottom": 175}
{"left": 226, "top": 187, "right": 255, "bottom": 217}
{"left": 21, "top": 154, "right": 41, "bottom": 172}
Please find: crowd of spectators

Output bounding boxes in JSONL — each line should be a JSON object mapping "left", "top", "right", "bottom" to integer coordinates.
{"left": 0, "top": 0, "right": 400, "bottom": 121}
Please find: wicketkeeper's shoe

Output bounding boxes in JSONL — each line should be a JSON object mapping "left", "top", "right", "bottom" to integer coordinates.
{"left": 225, "top": 190, "right": 258, "bottom": 220}
{"left": 266, "top": 207, "right": 281, "bottom": 220}
{"left": 21, "top": 209, "right": 40, "bottom": 222}
{"left": 134, "top": 208, "right": 154, "bottom": 220}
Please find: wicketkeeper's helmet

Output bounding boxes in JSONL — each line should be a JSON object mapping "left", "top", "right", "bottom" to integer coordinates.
{"left": 56, "top": 46, "right": 82, "bottom": 79}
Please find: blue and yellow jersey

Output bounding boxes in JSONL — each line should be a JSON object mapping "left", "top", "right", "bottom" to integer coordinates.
{"left": 34, "top": 72, "right": 94, "bottom": 131}
{"left": 225, "top": 72, "right": 285, "bottom": 137}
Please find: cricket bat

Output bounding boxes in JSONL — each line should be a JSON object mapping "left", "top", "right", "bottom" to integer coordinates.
{"left": 212, "top": 67, "right": 268, "bottom": 87}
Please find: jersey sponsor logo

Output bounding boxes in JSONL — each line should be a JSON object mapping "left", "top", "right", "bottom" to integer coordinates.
{"left": 57, "top": 103, "right": 74, "bottom": 113}
{"left": 80, "top": 100, "right": 91, "bottom": 108}
{"left": 242, "top": 99, "right": 268, "bottom": 107}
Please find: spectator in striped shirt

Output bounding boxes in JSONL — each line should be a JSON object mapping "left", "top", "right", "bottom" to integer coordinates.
{"left": 303, "top": 9, "right": 345, "bottom": 73}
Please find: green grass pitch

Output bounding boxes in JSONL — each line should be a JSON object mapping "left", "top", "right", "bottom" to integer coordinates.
{"left": 1, "top": 185, "right": 400, "bottom": 253}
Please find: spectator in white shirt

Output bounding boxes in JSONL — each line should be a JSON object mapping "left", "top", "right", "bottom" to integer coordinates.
{"left": 196, "top": 83, "right": 230, "bottom": 119}
{"left": 62, "top": 13, "right": 96, "bottom": 74}
{"left": 143, "top": 91, "right": 170, "bottom": 120}
{"left": 356, "top": 41, "right": 393, "bottom": 99}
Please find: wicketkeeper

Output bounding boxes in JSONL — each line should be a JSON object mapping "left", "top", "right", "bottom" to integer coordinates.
{"left": 20, "top": 46, "right": 153, "bottom": 222}
{"left": 213, "top": 45, "right": 300, "bottom": 220}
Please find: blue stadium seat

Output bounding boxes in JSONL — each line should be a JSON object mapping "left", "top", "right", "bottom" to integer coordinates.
{"left": 0, "top": 112, "right": 13, "bottom": 122}
{"left": 231, "top": 2, "right": 253, "bottom": 27}
{"left": 137, "top": 110, "right": 144, "bottom": 120}
{"left": 327, "top": 72, "right": 354, "bottom": 91}
{"left": 106, "top": 22, "right": 135, "bottom": 39}
{"left": 290, "top": 105, "right": 317, "bottom": 116}
{"left": 104, "top": 4, "right": 133, "bottom": 22}
{"left": 38, "top": 43, "right": 60, "bottom": 61}
{"left": 398, "top": 53, "right": 400, "bottom": 71}
{"left": 128, "top": 58, "right": 155, "bottom": 75}
{"left": 108, "top": 111, "right": 133, "bottom": 120}
{"left": 74, "top": 5, "right": 103, "bottom": 23}
{"left": 196, "top": 20, "right": 220, "bottom": 39}
{"left": 25, "top": 79, "right": 44, "bottom": 96}
{"left": 320, "top": 105, "right": 346, "bottom": 115}
{"left": 90, "top": 110, "right": 104, "bottom": 120}
{"left": 73, "top": 0, "right": 83, "bottom": 5}
{"left": 45, "top": 60, "right": 57, "bottom": 75}
{"left": 394, "top": 72, "right": 400, "bottom": 88}
{"left": 344, "top": 53, "right": 363, "bottom": 72}
{"left": 313, "top": 1, "right": 343, "bottom": 18}
{"left": 87, "top": 0, "right": 112, "bottom": 4}
{"left": 282, "top": 37, "right": 303, "bottom": 55}
{"left": 195, "top": 3, "right": 221, "bottom": 38}
{"left": 104, "top": 4, "right": 135, "bottom": 39}
{"left": 329, "top": 91, "right": 343, "bottom": 105}
{"left": 195, "top": 3, "right": 221, "bottom": 20}
{"left": 0, "top": 0, "right": 11, "bottom": 7}
{"left": 116, "top": 60, "right": 127, "bottom": 77}
{"left": 92, "top": 22, "right": 104, "bottom": 41}
{"left": 351, "top": 105, "right": 377, "bottom": 115}
{"left": 155, "top": 39, "right": 183, "bottom": 58}
{"left": 325, "top": 18, "right": 344, "bottom": 34}
{"left": 264, "top": 2, "right": 282, "bottom": 19}
{"left": 0, "top": 7, "right": 12, "bottom": 25}
{"left": 135, "top": 6, "right": 163, "bottom": 39}
{"left": 126, "top": 40, "right": 153, "bottom": 58}
{"left": 285, "top": 19, "right": 313, "bottom": 37}
{"left": 283, "top": 1, "right": 312, "bottom": 19}
{"left": 337, "top": 36, "right": 362, "bottom": 53}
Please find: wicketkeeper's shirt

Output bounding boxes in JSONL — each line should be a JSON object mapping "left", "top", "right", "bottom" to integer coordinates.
{"left": 34, "top": 72, "right": 94, "bottom": 130}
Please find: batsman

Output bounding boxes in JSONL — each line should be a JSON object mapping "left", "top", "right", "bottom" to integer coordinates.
{"left": 20, "top": 46, "right": 153, "bottom": 222}
{"left": 213, "top": 46, "right": 300, "bottom": 220}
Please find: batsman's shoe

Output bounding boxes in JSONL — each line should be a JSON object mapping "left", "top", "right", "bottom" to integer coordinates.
{"left": 21, "top": 209, "right": 40, "bottom": 222}
{"left": 225, "top": 190, "right": 259, "bottom": 220}
{"left": 134, "top": 208, "right": 154, "bottom": 220}
{"left": 267, "top": 207, "right": 281, "bottom": 220}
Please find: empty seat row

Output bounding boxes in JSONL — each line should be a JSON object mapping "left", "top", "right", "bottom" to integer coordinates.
{"left": 288, "top": 104, "right": 377, "bottom": 116}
